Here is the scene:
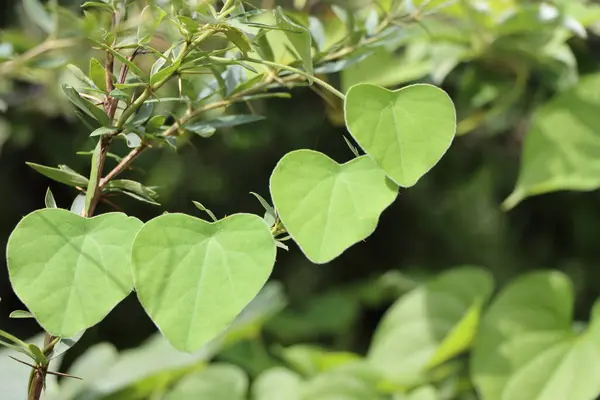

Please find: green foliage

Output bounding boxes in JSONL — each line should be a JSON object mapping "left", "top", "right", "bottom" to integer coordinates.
{"left": 7, "top": 209, "right": 142, "bottom": 337}
{"left": 471, "top": 271, "right": 600, "bottom": 400}
{"left": 5, "top": 0, "right": 600, "bottom": 399}
{"left": 368, "top": 267, "right": 493, "bottom": 387}
{"left": 270, "top": 150, "right": 398, "bottom": 264}
{"left": 345, "top": 84, "right": 456, "bottom": 187}
{"left": 132, "top": 213, "right": 276, "bottom": 352}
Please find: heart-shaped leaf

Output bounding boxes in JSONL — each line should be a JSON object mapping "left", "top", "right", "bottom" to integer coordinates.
{"left": 270, "top": 150, "right": 398, "bottom": 264}
{"left": 344, "top": 83, "right": 456, "bottom": 187}
{"left": 368, "top": 267, "right": 493, "bottom": 386}
{"left": 471, "top": 271, "right": 600, "bottom": 400}
{"left": 132, "top": 213, "right": 276, "bottom": 352}
{"left": 6, "top": 209, "right": 142, "bottom": 337}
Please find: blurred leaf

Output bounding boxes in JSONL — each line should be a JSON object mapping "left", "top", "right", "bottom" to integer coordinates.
{"left": 280, "top": 345, "right": 362, "bottom": 377}
{"left": 368, "top": 267, "right": 493, "bottom": 387}
{"left": 301, "top": 362, "right": 385, "bottom": 400}
{"left": 253, "top": 368, "right": 302, "bottom": 400}
{"left": 26, "top": 162, "right": 89, "bottom": 188}
{"left": 184, "top": 114, "right": 265, "bottom": 133}
{"left": 137, "top": 5, "right": 167, "bottom": 45}
{"left": 503, "top": 73, "right": 600, "bottom": 210}
{"left": 274, "top": 7, "right": 313, "bottom": 76}
{"left": 23, "top": 0, "right": 54, "bottom": 33}
{"left": 164, "top": 364, "right": 248, "bottom": 400}
{"left": 95, "top": 41, "right": 145, "bottom": 78}
{"left": 471, "top": 271, "right": 600, "bottom": 400}
{"left": 223, "top": 26, "right": 252, "bottom": 54}
{"left": 254, "top": 30, "right": 275, "bottom": 62}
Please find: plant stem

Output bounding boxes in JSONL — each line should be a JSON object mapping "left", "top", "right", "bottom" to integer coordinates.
{"left": 27, "top": 333, "right": 56, "bottom": 400}
{"left": 242, "top": 57, "right": 346, "bottom": 100}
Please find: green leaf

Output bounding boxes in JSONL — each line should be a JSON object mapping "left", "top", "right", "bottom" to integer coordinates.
{"left": 70, "top": 193, "right": 86, "bottom": 215}
{"left": 23, "top": 0, "right": 54, "bottom": 33}
{"left": 185, "top": 114, "right": 264, "bottom": 134}
{"left": 62, "top": 85, "right": 109, "bottom": 127}
{"left": 253, "top": 367, "right": 302, "bottom": 400}
{"left": 28, "top": 344, "right": 48, "bottom": 364}
{"left": 7, "top": 209, "right": 143, "bottom": 337}
{"left": 345, "top": 83, "right": 456, "bottom": 187}
{"left": 192, "top": 201, "right": 218, "bottom": 222}
{"left": 223, "top": 25, "right": 253, "bottom": 54}
{"left": 164, "top": 364, "right": 248, "bottom": 400}
{"left": 67, "top": 64, "right": 95, "bottom": 87}
{"left": 132, "top": 213, "right": 276, "bottom": 352}
{"left": 149, "top": 62, "right": 180, "bottom": 86}
{"left": 137, "top": 5, "right": 167, "bottom": 45}
{"left": 471, "top": 271, "right": 600, "bottom": 400}
{"left": 269, "top": 150, "right": 397, "bottom": 264}
{"left": 89, "top": 58, "right": 107, "bottom": 91}
{"left": 45, "top": 187, "right": 57, "bottom": 208}
{"left": 26, "top": 162, "right": 89, "bottom": 188}
{"left": 84, "top": 140, "right": 102, "bottom": 215}
{"left": 90, "top": 126, "right": 118, "bottom": 136}
{"left": 254, "top": 30, "right": 275, "bottom": 62}
{"left": 402, "top": 386, "right": 440, "bottom": 400}
{"left": 503, "top": 73, "right": 600, "bottom": 210}
{"left": 127, "top": 102, "right": 153, "bottom": 127}
{"left": 103, "top": 179, "right": 159, "bottom": 204}
{"left": 94, "top": 41, "right": 145, "bottom": 78}
{"left": 81, "top": 1, "right": 114, "bottom": 12}
{"left": 274, "top": 7, "right": 313, "bottom": 76}
{"left": 368, "top": 267, "right": 493, "bottom": 386}
{"left": 301, "top": 362, "right": 385, "bottom": 400}
{"left": 9, "top": 310, "right": 34, "bottom": 319}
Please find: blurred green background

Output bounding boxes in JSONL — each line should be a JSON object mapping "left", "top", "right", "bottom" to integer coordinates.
{"left": 2, "top": 0, "right": 600, "bottom": 396}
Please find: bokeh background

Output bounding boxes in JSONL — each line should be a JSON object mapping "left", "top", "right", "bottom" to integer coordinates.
{"left": 2, "top": 0, "right": 600, "bottom": 387}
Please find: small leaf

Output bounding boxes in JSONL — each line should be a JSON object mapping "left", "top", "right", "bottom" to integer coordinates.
{"left": 44, "top": 188, "right": 57, "bottom": 209}
{"left": 70, "top": 194, "right": 86, "bottom": 215}
{"left": 62, "top": 85, "right": 109, "bottom": 127}
{"left": 67, "top": 64, "right": 95, "bottom": 87}
{"left": 81, "top": 1, "right": 114, "bottom": 11}
{"left": 127, "top": 103, "right": 153, "bottom": 127}
{"left": 137, "top": 5, "right": 167, "bottom": 45}
{"left": 28, "top": 344, "right": 47, "bottom": 364}
{"left": 253, "top": 368, "right": 302, "bottom": 400}
{"left": 104, "top": 179, "right": 159, "bottom": 205}
{"left": 146, "top": 115, "right": 166, "bottom": 133}
{"left": 275, "top": 241, "right": 289, "bottom": 251}
{"left": 184, "top": 114, "right": 264, "bottom": 133}
{"left": 89, "top": 58, "right": 107, "bottom": 91}
{"left": 164, "top": 364, "right": 248, "bottom": 400}
{"left": 223, "top": 26, "right": 253, "bottom": 54}
{"left": 150, "top": 63, "right": 179, "bottom": 86}
{"left": 274, "top": 7, "right": 313, "bottom": 76}
{"left": 254, "top": 30, "right": 275, "bottom": 62}
{"left": 23, "top": 0, "right": 54, "bottom": 33}
{"left": 9, "top": 310, "right": 34, "bottom": 319}
{"left": 121, "top": 132, "right": 142, "bottom": 148}
{"left": 90, "top": 126, "right": 118, "bottom": 137}
{"left": 192, "top": 201, "right": 218, "bottom": 223}
{"left": 27, "top": 162, "right": 89, "bottom": 188}
{"left": 94, "top": 41, "right": 145, "bottom": 78}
